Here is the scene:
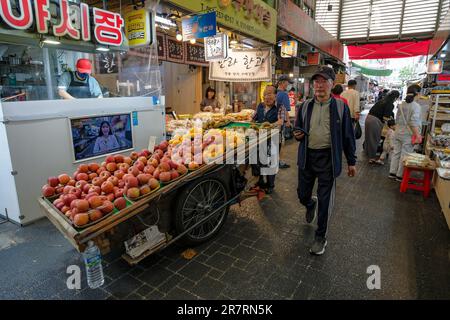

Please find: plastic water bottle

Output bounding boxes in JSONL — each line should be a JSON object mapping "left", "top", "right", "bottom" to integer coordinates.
{"left": 83, "top": 241, "right": 105, "bottom": 289}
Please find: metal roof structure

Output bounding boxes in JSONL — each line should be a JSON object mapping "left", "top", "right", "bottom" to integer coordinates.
{"left": 315, "top": 0, "right": 450, "bottom": 44}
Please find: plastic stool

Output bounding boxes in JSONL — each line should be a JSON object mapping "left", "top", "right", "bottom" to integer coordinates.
{"left": 400, "top": 166, "right": 433, "bottom": 198}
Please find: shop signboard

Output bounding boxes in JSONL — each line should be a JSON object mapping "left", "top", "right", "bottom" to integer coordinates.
{"left": 124, "top": 8, "right": 153, "bottom": 47}
{"left": 185, "top": 42, "right": 208, "bottom": 67}
{"left": 97, "top": 53, "right": 119, "bottom": 74}
{"left": 181, "top": 11, "right": 216, "bottom": 41}
{"left": 166, "top": 36, "right": 185, "bottom": 63}
{"left": 167, "top": 0, "right": 277, "bottom": 44}
{"left": 209, "top": 48, "right": 272, "bottom": 82}
{"left": 307, "top": 52, "right": 320, "bottom": 65}
{"left": 205, "top": 33, "right": 228, "bottom": 61}
{"left": 157, "top": 33, "right": 167, "bottom": 60}
{"left": 427, "top": 59, "right": 443, "bottom": 74}
{"left": 0, "top": 0, "right": 124, "bottom": 46}
{"left": 281, "top": 40, "right": 298, "bottom": 58}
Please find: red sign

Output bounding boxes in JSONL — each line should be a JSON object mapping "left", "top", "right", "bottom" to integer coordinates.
{"left": 0, "top": 0, "right": 124, "bottom": 46}
{"left": 307, "top": 52, "right": 320, "bottom": 65}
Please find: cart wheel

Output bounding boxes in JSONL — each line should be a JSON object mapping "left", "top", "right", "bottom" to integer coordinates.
{"left": 175, "top": 177, "right": 229, "bottom": 245}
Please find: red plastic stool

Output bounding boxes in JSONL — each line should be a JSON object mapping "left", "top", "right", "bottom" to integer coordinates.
{"left": 400, "top": 165, "right": 434, "bottom": 197}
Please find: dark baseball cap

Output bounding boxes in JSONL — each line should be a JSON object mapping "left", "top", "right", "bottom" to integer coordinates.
{"left": 278, "top": 75, "right": 294, "bottom": 84}
{"left": 311, "top": 66, "right": 336, "bottom": 81}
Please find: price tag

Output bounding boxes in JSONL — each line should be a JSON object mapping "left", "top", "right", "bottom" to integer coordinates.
{"left": 148, "top": 136, "right": 156, "bottom": 152}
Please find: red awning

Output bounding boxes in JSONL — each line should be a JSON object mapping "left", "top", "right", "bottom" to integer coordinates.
{"left": 347, "top": 41, "right": 431, "bottom": 60}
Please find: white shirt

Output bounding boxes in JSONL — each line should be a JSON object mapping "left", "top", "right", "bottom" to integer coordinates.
{"left": 341, "top": 88, "right": 360, "bottom": 119}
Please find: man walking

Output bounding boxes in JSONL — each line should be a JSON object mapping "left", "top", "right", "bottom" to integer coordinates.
{"left": 294, "top": 66, "right": 357, "bottom": 255}
{"left": 341, "top": 79, "right": 361, "bottom": 122}
{"left": 276, "top": 75, "right": 293, "bottom": 169}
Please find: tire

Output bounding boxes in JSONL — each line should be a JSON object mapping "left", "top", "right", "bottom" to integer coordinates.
{"left": 174, "top": 177, "right": 230, "bottom": 246}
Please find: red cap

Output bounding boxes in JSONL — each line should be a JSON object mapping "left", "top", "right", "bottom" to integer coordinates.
{"left": 76, "top": 59, "right": 92, "bottom": 74}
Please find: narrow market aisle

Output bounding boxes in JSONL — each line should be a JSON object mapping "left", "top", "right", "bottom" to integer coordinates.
{"left": 0, "top": 139, "right": 449, "bottom": 300}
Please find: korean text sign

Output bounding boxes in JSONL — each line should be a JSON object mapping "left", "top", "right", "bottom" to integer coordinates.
{"left": 125, "top": 8, "right": 152, "bottom": 47}
{"left": 204, "top": 33, "right": 228, "bottom": 61}
{"left": 0, "top": 0, "right": 124, "bottom": 46}
{"left": 182, "top": 11, "right": 217, "bottom": 41}
{"left": 209, "top": 48, "right": 272, "bottom": 82}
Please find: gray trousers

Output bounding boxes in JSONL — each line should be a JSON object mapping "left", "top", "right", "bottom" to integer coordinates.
{"left": 364, "top": 114, "right": 383, "bottom": 159}
{"left": 389, "top": 133, "right": 414, "bottom": 177}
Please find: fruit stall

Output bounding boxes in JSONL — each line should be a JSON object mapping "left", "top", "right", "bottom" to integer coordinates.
{"left": 38, "top": 121, "right": 276, "bottom": 264}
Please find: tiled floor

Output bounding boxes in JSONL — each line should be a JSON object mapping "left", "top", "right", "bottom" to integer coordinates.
{"left": 1, "top": 129, "right": 449, "bottom": 300}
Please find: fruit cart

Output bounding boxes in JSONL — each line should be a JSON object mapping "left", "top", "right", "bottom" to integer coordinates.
{"left": 38, "top": 129, "right": 271, "bottom": 265}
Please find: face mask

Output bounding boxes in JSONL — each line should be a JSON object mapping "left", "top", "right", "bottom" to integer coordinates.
{"left": 77, "top": 72, "right": 88, "bottom": 79}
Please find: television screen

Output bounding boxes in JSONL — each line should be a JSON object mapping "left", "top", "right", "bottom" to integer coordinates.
{"left": 70, "top": 113, "right": 134, "bottom": 162}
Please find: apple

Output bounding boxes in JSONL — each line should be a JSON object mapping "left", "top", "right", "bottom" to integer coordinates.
{"left": 126, "top": 187, "right": 140, "bottom": 199}
{"left": 89, "top": 209, "right": 103, "bottom": 221}
{"left": 55, "top": 186, "right": 64, "bottom": 195}
{"left": 169, "top": 160, "right": 178, "bottom": 170}
{"left": 105, "top": 155, "right": 115, "bottom": 164}
{"left": 130, "top": 151, "right": 139, "bottom": 160}
{"left": 69, "top": 187, "right": 82, "bottom": 199}
{"left": 140, "top": 184, "right": 151, "bottom": 195}
{"left": 128, "top": 167, "right": 140, "bottom": 177}
{"left": 118, "top": 163, "right": 130, "bottom": 172}
{"left": 171, "top": 170, "right": 179, "bottom": 180}
{"left": 188, "top": 162, "right": 199, "bottom": 170}
{"left": 149, "top": 178, "right": 159, "bottom": 190}
{"left": 122, "top": 173, "right": 133, "bottom": 182}
{"left": 160, "top": 156, "right": 171, "bottom": 163}
{"left": 47, "top": 176, "right": 59, "bottom": 188}
{"left": 83, "top": 184, "right": 92, "bottom": 194}
{"left": 137, "top": 173, "right": 151, "bottom": 185}
{"left": 99, "top": 171, "right": 111, "bottom": 180}
{"left": 89, "top": 186, "right": 101, "bottom": 195}
{"left": 106, "top": 162, "right": 117, "bottom": 172}
{"left": 88, "top": 163, "right": 100, "bottom": 172}
{"left": 114, "top": 170, "right": 125, "bottom": 180}
{"left": 78, "top": 164, "right": 89, "bottom": 173}
{"left": 134, "top": 161, "right": 145, "bottom": 172}
{"left": 106, "top": 193, "right": 115, "bottom": 202}
{"left": 85, "top": 192, "right": 99, "bottom": 201}
{"left": 159, "top": 172, "right": 171, "bottom": 183}
{"left": 63, "top": 193, "right": 78, "bottom": 207}
{"left": 67, "top": 179, "right": 76, "bottom": 186}
{"left": 137, "top": 156, "right": 147, "bottom": 165}
{"left": 76, "top": 173, "right": 89, "bottom": 181}
{"left": 42, "top": 185, "right": 55, "bottom": 197}
{"left": 159, "top": 162, "right": 171, "bottom": 172}
{"left": 107, "top": 176, "right": 119, "bottom": 186}
{"left": 61, "top": 206, "right": 70, "bottom": 214}
{"left": 92, "top": 177, "right": 104, "bottom": 187}
{"left": 118, "top": 180, "right": 125, "bottom": 188}
{"left": 144, "top": 165, "right": 155, "bottom": 175}
{"left": 114, "top": 188, "right": 124, "bottom": 199}
{"left": 155, "top": 149, "right": 164, "bottom": 158}
{"left": 63, "top": 185, "right": 74, "bottom": 194}
{"left": 99, "top": 200, "right": 114, "bottom": 214}
{"left": 88, "top": 173, "right": 98, "bottom": 181}
{"left": 97, "top": 167, "right": 106, "bottom": 175}
{"left": 153, "top": 168, "right": 160, "bottom": 180}
{"left": 101, "top": 181, "right": 114, "bottom": 194}
{"left": 73, "top": 213, "right": 89, "bottom": 226}
{"left": 177, "top": 164, "right": 188, "bottom": 175}
{"left": 114, "top": 197, "right": 127, "bottom": 210}
{"left": 75, "top": 180, "right": 88, "bottom": 190}
{"left": 114, "top": 154, "right": 124, "bottom": 163}
{"left": 58, "top": 174, "right": 71, "bottom": 185}
{"left": 125, "top": 176, "right": 139, "bottom": 188}
{"left": 75, "top": 199, "right": 89, "bottom": 213}
{"left": 123, "top": 157, "right": 133, "bottom": 165}
{"left": 148, "top": 158, "right": 159, "bottom": 167}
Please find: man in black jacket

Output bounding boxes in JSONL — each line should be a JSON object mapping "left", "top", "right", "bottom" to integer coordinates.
{"left": 294, "top": 66, "right": 357, "bottom": 255}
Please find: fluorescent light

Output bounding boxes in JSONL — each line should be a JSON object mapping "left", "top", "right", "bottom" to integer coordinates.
{"left": 43, "top": 39, "right": 60, "bottom": 45}
{"left": 96, "top": 47, "right": 110, "bottom": 52}
{"left": 156, "top": 23, "right": 170, "bottom": 30}
{"left": 441, "top": 53, "right": 446, "bottom": 58}
{"left": 155, "top": 15, "right": 176, "bottom": 27}
{"left": 242, "top": 42, "right": 253, "bottom": 49}
{"left": 190, "top": 38, "right": 196, "bottom": 44}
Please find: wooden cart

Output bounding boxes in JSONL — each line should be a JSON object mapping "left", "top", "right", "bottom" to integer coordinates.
{"left": 39, "top": 132, "right": 272, "bottom": 265}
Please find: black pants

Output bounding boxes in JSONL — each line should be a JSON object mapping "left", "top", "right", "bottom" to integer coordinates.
{"left": 297, "top": 148, "right": 335, "bottom": 239}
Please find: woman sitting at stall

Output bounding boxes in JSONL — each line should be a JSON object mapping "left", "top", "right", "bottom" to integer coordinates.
{"left": 251, "top": 84, "right": 285, "bottom": 194}
{"left": 200, "top": 87, "right": 221, "bottom": 113}
{"left": 364, "top": 90, "right": 400, "bottom": 164}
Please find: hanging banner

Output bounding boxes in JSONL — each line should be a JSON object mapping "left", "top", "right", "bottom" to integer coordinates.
{"left": 166, "top": 36, "right": 185, "bottom": 63}
{"left": 167, "top": 0, "right": 277, "bottom": 44}
{"left": 209, "top": 48, "right": 272, "bottom": 82}
{"left": 204, "top": 33, "right": 228, "bottom": 61}
{"left": 157, "top": 33, "right": 167, "bottom": 60}
{"left": 427, "top": 59, "right": 443, "bottom": 74}
{"left": 124, "top": 8, "right": 153, "bottom": 47}
{"left": 97, "top": 53, "right": 118, "bottom": 74}
{"left": 181, "top": 11, "right": 216, "bottom": 41}
{"left": 186, "top": 42, "right": 208, "bottom": 66}
{"left": 281, "top": 40, "right": 298, "bottom": 58}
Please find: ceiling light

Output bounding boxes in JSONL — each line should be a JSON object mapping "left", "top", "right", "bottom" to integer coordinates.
{"left": 155, "top": 15, "right": 176, "bottom": 27}
{"left": 440, "top": 53, "right": 446, "bottom": 58}
{"left": 190, "top": 38, "right": 196, "bottom": 44}
{"left": 289, "top": 73, "right": 294, "bottom": 78}
{"left": 43, "top": 39, "right": 60, "bottom": 45}
{"left": 96, "top": 47, "right": 110, "bottom": 52}
{"left": 176, "top": 33, "right": 183, "bottom": 41}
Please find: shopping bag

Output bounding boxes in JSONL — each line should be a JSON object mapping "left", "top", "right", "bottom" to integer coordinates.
{"left": 354, "top": 121, "right": 362, "bottom": 140}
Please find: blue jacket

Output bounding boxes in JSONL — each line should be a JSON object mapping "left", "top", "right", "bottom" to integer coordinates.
{"left": 253, "top": 103, "right": 279, "bottom": 124}
{"left": 295, "top": 97, "right": 356, "bottom": 178}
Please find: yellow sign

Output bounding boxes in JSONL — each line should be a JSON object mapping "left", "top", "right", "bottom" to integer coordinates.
{"left": 124, "top": 9, "right": 152, "bottom": 47}
{"left": 167, "top": 0, "right": 277, "bottom": 44}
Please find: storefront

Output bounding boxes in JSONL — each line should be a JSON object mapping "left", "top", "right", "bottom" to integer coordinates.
{"left": 158, "top": 0, "right": 278, "bottom": 114}
{"left": 0, "top": 1, "right": 165, "bottom": 225}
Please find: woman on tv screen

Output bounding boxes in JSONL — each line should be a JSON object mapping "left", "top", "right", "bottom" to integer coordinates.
{"left": 93, "top": 121, "right": 120, "bottom": 154}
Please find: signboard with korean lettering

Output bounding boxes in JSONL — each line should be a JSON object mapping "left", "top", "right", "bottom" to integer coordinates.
{"left": 157, "top": 33, "right": 167, "bottom": 61}
{"left": 0, "top": 0, "right": 124, "bottom": 46}
{"left": 209, "top": 48, "right": 272, "bottom": 82}
{"left": 167, "top": 0, "right": 277, "bottom": 44}
{"left": 166, "top": 36, "right": 185, "bottom": 63}
{"left": 186, "top": 42, "right": 208, "bottom": 66}
{"left": 205, "top": 33, "right": 228, "bottom": 61}
{"left": 427, "top": 59, "right": 443, "bottom": 74}
{"left": 181, "top": 11, "right": 216, "bottom": 41}
{"left": 281, "top": 40, "right": 298, "bottom": 58}
{"left": 97, "top": 53, "right": 119, "bottom": 74}
{"left": 124, "top": 8, "right": 153, "bottom": 47}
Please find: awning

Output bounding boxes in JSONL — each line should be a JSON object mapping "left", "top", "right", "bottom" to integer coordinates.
{"left": 347, "top": 40, "right": 431, "bottom": 60}
{"left": 350, "top": 61, "right": 393, "bottom": 77}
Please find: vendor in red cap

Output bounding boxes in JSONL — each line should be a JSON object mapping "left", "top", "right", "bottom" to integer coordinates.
{"left": 58, "top": 58, "right": 103, "bottom": 99}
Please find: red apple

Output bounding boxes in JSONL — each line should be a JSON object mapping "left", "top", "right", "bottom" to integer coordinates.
{"left": 92, "top": 177, "right": 104, "bottom": 187}
{"left": 83, "top": 183, "right": 92, "bottom": 194}
{"left": 69, "top": 187, "right": 82, "bottom": 199}
{"left": 106, "top": 193, "right": 115, "bottom": 202}
{"left": 140, "top": 184, "right": 151, "bottom": 195}
{"left": 159, "top": 162, "right": 171, "bottom": 172}
{"left": 101, "top": 181, "right": 114, "bottom": 194}
{"left": 149, "top": 178, "right": 159, "bottom": 190}
{"left": 126, "top": 187, "right": 140, "bottom": 199}
{"left": 75, "top": 199, "right": 89, "bottom": 213}
{"left": 89, "top": 209, "right": 103, "bottom": 221}
{"left": 88, "top": 173, "right": 98, "bottom": 181}
{"left": 47, "top": 176, "right": 59, "bottom": 188}
{"left": 177, "top": 164, "right": 188, "bottom": 175}
{"left": 106, "top": 162, "right": 117, "bottom": 172}
{"left": 105, "top": 155, "right": 115, "bottom": 164}
{"left": 114, "top": 170, "right": 125, "bottom": 180}
{"left": 88, "top": 196, "right": 103, "bottom": 209}
{"left": 169, "top": 160, "right": 178, "bottom": 170}
{"left": 130, "top": 151, "right": 139, "bottom": 160}
{"left": 128, "top": 167, "right": 140, "bottom": 177}
{"left": 61, "top": 206, "right": 70, "bottom": 214}
{"left": 63, "top": 194, "right": 78, "bottom": 207}
{"left": 148, "top": 158, "right": 159, "bottom": 167}
{"left": 137, "top": 156, "right": 147, "bottom": 165}
{"left": 107, "top": 176, "right": 119, "bottom": 186}
{"left": 137, "top": 173, "right": 151, "bottom": 185}
{"left": 114, "top": 188, "right": 124, "bottom": 198}
{"left": 76, "top": 173, "right": 89, "bottom": 181}
{"left": 58, "top": 174, "right": 71, "bottom": 185}
{"left": 88, "top": 163, "right": 100, "bottom": 172}
{"left": 125, "top": 176, "right": 139, "bottom": 188}
{"left": 159, "top": 171, "right": 171, "bottom": 183}
{"left": 118, "top": 180, "right": 125, "bottom": 188}
{"left": 171, "top": 170, "right": 179, "bottom": 180}
{"left": 89, "top": 186, "right": 101, "bottom": 195}
{"left": 55, "top": 186, "right": 64, "bottom": 195}
{"left": 143, "top": 165, "right": 155, "bottom": 175}
{"left": 99, "top": 200, "right": 114, "bottom": 214}
{"left": 123, "top": 157, "right": 133, "bottom": 165}
{"left": 75, "top": 180, "right": 88, "bottom": 190}
{"left": 153, "top": 168, "right": 160, "bottom": 180}
{"left": 99, "top": 171, "right": 111, "bottom": 180}
{"left": 134, "top": 161, "right": 145, "bottom": 172}
{"left": 114, "top": 197, "right": 127, "bottom": 210}
{"left": 67, "top": 179, "right": 76, "bottom": 186}
{"left": 78, "top": 164, "right": 89, "bottom": 173}
{"left": 114, "top": 154, "right": 125, "bottom": 163}
{"left": 42, "top": 184, "right": 55, "bottom": 197}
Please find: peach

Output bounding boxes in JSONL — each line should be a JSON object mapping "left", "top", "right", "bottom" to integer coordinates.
{"left": 73, "top": 213, "right": 89, "bottom": 226}
{"left": 89, "top": 209, "right": 103, "bottom": 221}
{"left": 88, "top": 163, "right": 100, "bottom": 172}
{"left": 114, "top": 197, "right": 127, "bottom": 210}
{"left": 126, "top": 187, "right": 140, "bottom": 199}
{"left": 58, "top": 174, "right": 71, "bottom": 185}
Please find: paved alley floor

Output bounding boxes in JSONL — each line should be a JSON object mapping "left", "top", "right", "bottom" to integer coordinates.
{"left": 1, "top": 138, "right": 450, "bottom": 300}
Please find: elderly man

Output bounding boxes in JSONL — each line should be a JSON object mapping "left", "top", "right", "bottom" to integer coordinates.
{"left": 294, "top": 66, "right": 357, "bottom": 255}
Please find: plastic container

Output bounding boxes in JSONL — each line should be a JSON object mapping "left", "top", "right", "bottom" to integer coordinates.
{"left": 83, "top": 241, "right": 105, "bottom": 289}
